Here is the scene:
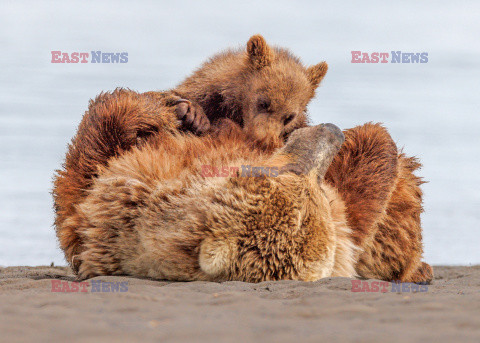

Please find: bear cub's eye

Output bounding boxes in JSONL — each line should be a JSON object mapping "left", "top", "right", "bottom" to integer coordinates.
{"left": 257, "top": 97, "right": 271, "bottom": 113}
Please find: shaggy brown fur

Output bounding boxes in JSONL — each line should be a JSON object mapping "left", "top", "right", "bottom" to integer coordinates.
{"left": 53, "top": 35, "right": 432, "bottom": 283}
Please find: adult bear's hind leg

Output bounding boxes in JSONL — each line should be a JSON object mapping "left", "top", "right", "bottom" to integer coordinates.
{"left": 325, "top": 123, "right": 431, "bottom": 283}
{"left": 324, "top": 123, "right": 399, "bottom": 248}
{"left": 356, "top": 154, "right": 432, "bottom": 283}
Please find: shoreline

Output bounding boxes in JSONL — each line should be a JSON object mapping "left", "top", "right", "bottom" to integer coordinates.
{"left": 1, "top": 265, "right": 479, "bottom": 342}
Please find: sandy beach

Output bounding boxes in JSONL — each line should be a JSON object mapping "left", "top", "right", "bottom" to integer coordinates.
{"left": 1, "top": 265, "right": 479, "bottom": 342}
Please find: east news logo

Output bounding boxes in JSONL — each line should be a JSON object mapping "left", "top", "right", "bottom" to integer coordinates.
{"left": 351, "top": 51, "right": 428, "bottom": 63}
{"left": 351, "top": 280, "right": 429, "bottom": 292}
{"left": 51, "top": 280, "right": 128, "bottom": 292}
{"left": 201, "top": 165, "right": 281, "bottom": 178}
{"left": 51, "top": 51, "right": 128, "bottom": 63}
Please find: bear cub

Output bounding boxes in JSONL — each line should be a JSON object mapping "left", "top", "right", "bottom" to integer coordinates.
{"left": 150, "top": 34, "right": 328, "bottom": 150}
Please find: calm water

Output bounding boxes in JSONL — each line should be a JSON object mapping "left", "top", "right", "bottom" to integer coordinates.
{"left": 0, "top": 1, "right": 479, "bottom": 266}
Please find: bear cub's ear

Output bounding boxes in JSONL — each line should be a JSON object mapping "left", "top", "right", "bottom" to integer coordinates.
{"left": 247, "top": 34, "right": 274, "bottom": 69}
{"left": 307, "top": 61, "right": 328, "bottom": 88}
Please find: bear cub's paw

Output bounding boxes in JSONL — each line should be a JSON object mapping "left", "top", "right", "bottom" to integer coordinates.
{"left": 170, "top": 96, "right": 211, "bottom": 135}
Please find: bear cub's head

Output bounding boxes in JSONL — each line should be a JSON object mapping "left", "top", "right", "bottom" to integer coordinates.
{"left": 240, "top": 35, "right": 328, "bottom": 149}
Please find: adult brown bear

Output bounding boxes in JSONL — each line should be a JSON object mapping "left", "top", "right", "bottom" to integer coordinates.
{"left": 53, "top": 35, "right": 432, "bottom": 283}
